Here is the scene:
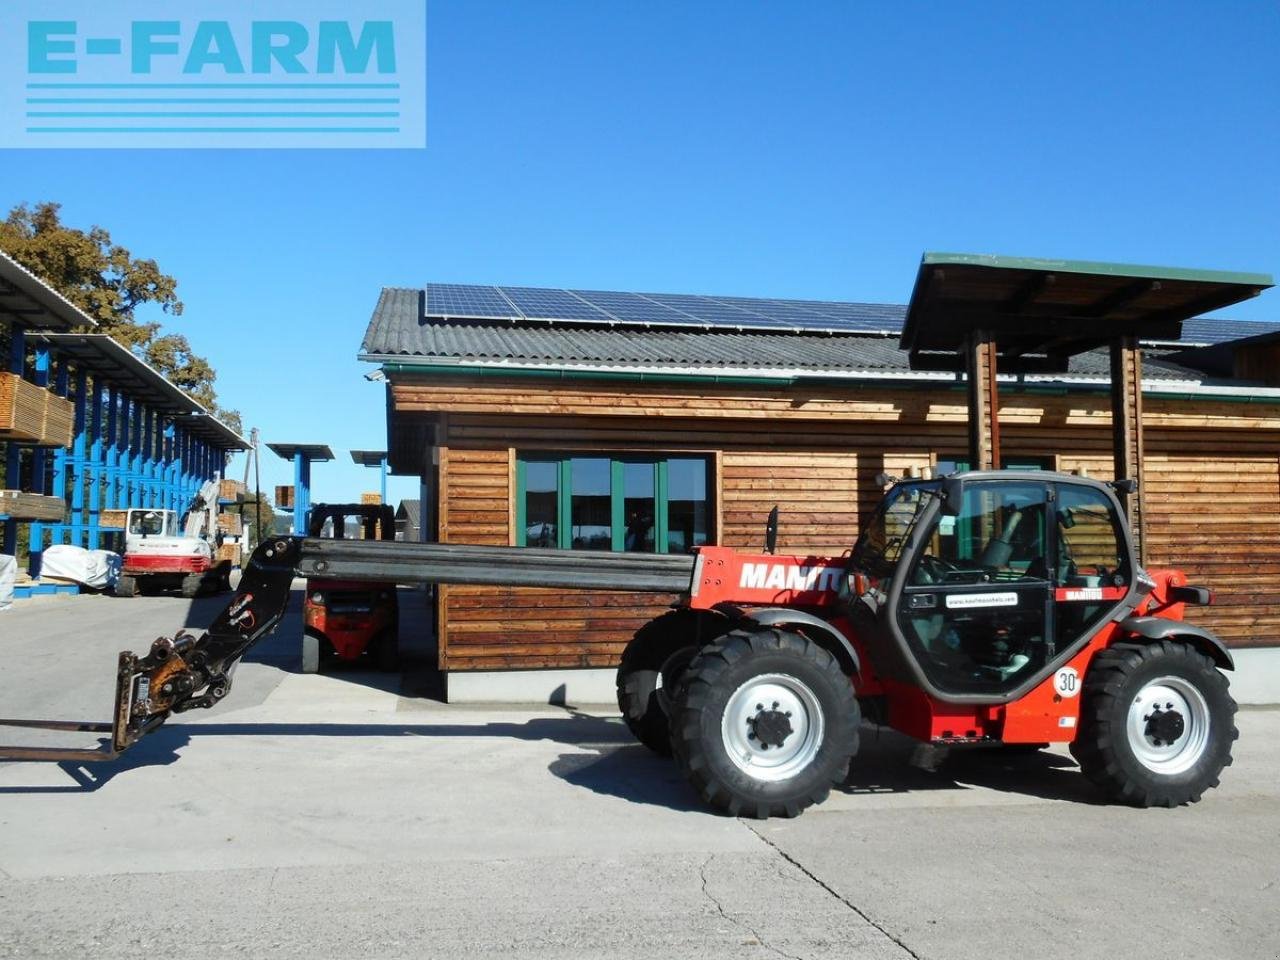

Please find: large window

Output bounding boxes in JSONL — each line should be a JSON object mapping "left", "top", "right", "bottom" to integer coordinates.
{"left": 516, "top": 454, "right": 712, "bottom": 553}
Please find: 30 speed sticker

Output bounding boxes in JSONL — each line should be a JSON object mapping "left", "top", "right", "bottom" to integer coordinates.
{"left": 1053, "top": 666, "right": 1080, "bottom": 698}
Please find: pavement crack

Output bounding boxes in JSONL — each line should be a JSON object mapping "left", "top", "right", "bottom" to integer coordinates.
{"left": 746, "top": 825, "right": 923, "bottom": 960}
{"left": 699, "top": 854, "right": 806, "bottom": 960}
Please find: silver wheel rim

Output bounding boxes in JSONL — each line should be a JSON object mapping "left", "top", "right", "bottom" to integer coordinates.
{"left": 721, "top": 673, "right": 824, "bottom": 782}
{"left": 1126, "top": 675, "right": 1211, "bottom": 775}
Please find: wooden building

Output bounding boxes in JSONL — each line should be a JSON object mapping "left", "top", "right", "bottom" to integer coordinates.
{"left": 360, "top": 282, "right": 1280, "bottom": 703}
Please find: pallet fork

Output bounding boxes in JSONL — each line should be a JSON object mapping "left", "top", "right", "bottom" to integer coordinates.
{"left": 0, "top": 651, "right": 165, "bottom": 762}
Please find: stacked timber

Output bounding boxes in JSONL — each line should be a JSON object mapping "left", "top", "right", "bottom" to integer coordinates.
{"left": 219, "top": 479, "right": 245, "bottom": 501}
{"left": 41, "top": 393, "right": 74, "bottom": 448}
{"left": 360, "top": 492, "right": 382, "bottom": 505}
{"left": 0, "top": 373, "right": 43, "bottom": 440}
{"left": 100, "top": 509, "right": 128, "bottom": 529}
{"left": 216, "top": 542, "right": 242, "bottom": 566}
{"left": 217, "top": 513, "right": 243, "bottom": 535}
{"left": 0, "top": 373, "right": 75, "bottom": 447}
{"left": 276, "top": 485, "right": 294, "bottom": 509}
{"left": 0, "top": 491, "right": 66, "bottom": 521}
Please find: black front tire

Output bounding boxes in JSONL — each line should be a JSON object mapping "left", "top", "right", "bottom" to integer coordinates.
{"left": 616, "top": 611, "right": 715, "bottom": 756}
{"left": 114, "top": 574, "right": 137, "bottom": 598}
{"left": 1071, "top": 641, "right": 1237, "bottom": 808}
{"left": 669, "top": 628, "right": 859, "bottom": 819}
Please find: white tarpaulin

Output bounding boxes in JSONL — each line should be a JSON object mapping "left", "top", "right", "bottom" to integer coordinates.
{"left": 40, "top": 545, "right": 121, "bottom": 589}
{"left": 0, "top": 555, "right": 14, "bottom": 610}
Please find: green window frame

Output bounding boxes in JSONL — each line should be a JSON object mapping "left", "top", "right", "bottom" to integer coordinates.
{"left": 514, "top": 453, "right": 712, "bottom": 553}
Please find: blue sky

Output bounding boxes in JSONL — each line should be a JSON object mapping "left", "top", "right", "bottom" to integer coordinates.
{"left": 2, "top": 0, "right": 1278, "bottom": 505}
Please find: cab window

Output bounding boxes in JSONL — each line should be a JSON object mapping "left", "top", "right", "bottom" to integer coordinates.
{"left": 1056, "top": 485, "right": 1128, "bottom": 587}
{"left": 1054, "top": 484, "right": 1130, "bottom": 641}
{"left": 910, "top": 482, "right": 1051, "bottom": 586}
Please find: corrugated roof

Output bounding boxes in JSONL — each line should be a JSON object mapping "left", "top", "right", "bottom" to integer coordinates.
{"left": 361, "top": 288, "right": 1210, "bottom": 383}
{"left": 0, "top": 249, "right": 98, "bottom": 331}
{"left": 361, "top": 284, "right": 1280, "bottom": 356}
{"left": 36, "top": 333, "right": 247, "bottom": 449}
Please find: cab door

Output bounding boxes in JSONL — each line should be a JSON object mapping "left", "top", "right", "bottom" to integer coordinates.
{"left": 895, "top": 480, "right": 1056, "bottom": 697}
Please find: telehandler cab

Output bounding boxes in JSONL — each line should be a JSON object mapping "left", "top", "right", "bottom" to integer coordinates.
{"left": 0, "top": 470, "right": 1236, "bottom": 819}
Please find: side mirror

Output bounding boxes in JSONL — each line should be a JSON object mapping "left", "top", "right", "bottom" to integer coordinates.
{"left": 764, "top": 506, "right": 779, "bottom": 555}
{"left": 1110, "top": 478, "right": 1138, "bottom": 495}
{"left": 941, "top": 476, "right": 964, "bottom": 515}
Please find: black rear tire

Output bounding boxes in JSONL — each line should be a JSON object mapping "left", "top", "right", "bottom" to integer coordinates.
{"left": 669, "top": 628, "right": 859, "bottom": 819}
{"left": 1071, "top": 641, "right": 1237, "bottom": 807}
{"left": 179, "top": 574, "right": 203, "bottom": 599}
{"left": 114, "top": 574, "right": 137, "bottom": 598}
{"left": 616, "top": 611, "right": 716, "bottom": 756}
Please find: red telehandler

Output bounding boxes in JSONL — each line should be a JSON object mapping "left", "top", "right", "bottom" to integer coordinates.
{"left": 0, "top": 470, "right": 1236, "bottom": 819}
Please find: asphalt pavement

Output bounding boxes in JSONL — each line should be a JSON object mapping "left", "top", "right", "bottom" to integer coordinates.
{"left": 0, "top": 587, "right": 1276, "bottom": 960}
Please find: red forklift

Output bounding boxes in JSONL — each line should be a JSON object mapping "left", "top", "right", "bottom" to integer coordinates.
{"left": 301, "top": 503, "right": 399, "bottom": 672}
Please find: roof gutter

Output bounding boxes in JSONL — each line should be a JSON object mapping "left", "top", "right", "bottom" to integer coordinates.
{"left": 367, "top": 357, "right": 1280, "bottom": 404}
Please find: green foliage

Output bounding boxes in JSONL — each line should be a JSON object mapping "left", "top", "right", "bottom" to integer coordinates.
{"left": 0, "top": 201, "right": 241, "bottom": 432}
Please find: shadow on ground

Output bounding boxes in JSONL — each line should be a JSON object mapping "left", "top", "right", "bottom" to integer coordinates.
{"left": 176, "top": 584, "right": 446, "bottom": 700}
{"left": 0, "top": 713, "right": 1101, "bottom": 810}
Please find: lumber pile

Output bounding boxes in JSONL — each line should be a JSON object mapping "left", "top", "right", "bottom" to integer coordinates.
{"left": 0, "top": 491, "right": 66, "bottom": 521}
{"left": 0, "top": 373, "right": 74, "bottom": 447}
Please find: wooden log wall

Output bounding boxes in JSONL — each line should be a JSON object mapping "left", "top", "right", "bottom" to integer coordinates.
{"left": 395, "top": 374, "right": 1280, "bottom": 670}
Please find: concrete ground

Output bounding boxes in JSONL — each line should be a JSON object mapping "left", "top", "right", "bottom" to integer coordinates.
{"left": 0, "top": 587, "right": 1277, "bottom": 960}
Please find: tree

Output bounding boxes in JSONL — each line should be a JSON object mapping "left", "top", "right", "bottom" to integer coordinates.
{"left": 0, "top": 202, "right": 241, "bottom": 433}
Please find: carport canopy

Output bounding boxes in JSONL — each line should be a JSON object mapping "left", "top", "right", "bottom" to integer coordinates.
{"left": 266, "top": 443, "right": 335, "bottom": 462}
{"left": 898, "top": 252, "right": 1274, "bottom": 561}
{"left": 901, "top": 252, "right": 1273, "bottom": 373}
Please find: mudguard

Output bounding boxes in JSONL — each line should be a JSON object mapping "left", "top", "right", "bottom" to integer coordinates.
{"left": 733, "top": 607, "right": 861, "bottom": 678}
{"left": 1119, "top": 616, "right": 1234, "bottom": 670}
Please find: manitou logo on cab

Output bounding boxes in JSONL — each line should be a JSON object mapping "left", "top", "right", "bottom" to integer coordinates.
{"left": 738, "top": 563, "right": 844, "bottom": 592}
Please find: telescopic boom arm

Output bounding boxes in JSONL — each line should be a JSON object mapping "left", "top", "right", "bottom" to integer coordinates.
{"left": 0, "top": 536, "right": 695, "bottom": 762}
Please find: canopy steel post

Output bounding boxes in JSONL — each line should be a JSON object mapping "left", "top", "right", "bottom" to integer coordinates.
{"left": 140, "top": 408, "right": 153, "bottom": 509}
{"left": 103, "top": 386, "right": 118, "bottom": 511}
{"left": 70, "top": 369, "right": 88, "bottom": 547}
{"left": 26, "top": 346, "right": 52, "bottom": 574}
{"left": 129, "top": 400, "right": 143, "bottom": 510}
{"left": 293, "top": 450, "right": 309, "bottom": 535}
{"left": 163, "top": 422, "right": 176, "bottom": 513}
{"left": 964, "top": 329, "right": 1001, "bottom": 472}
{"left": 49, "top": 361, "right": 70, "bottom": 546}
{"left": 87, "top": 377, "right": 103, "bottom": 548}
{"left": 1110, "top": 336, "right": 1146, "bottom": 564}
{"left": 2, "top": 329, "right": 25, "bottom": 556}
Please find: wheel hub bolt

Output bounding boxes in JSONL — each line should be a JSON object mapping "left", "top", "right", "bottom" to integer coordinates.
{"left": 749, "top": 704, "right": 795, "bottom": 750}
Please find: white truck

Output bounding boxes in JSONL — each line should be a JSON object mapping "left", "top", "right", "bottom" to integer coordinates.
{"left": 115, "top": 480, "right": 231, "bottom": 598}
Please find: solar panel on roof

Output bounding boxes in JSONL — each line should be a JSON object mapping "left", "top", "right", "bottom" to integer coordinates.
{"left": 416, "top": 282, "right": 1268, "bottom": 347}
{"left": 497, "top": 286, "right": 614, "bottom": 322}
{"left": 426, "top": 283, "right": 517, "bottom": 319}
{"left": 1179, "top": 318, "right": 1280, "bottom": 345}
{"left": 571, "top": 290, "right": 701, "bottom": 326}
{"left": 643, "top": 292, "right": 790, "bottom": 329}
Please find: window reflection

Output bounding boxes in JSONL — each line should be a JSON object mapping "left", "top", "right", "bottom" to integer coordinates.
{"left": 570, "top": 458, "right": 612, "bottom": 550}
{"left": 524, "top": 460, "right": 558, "bottom": 548}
